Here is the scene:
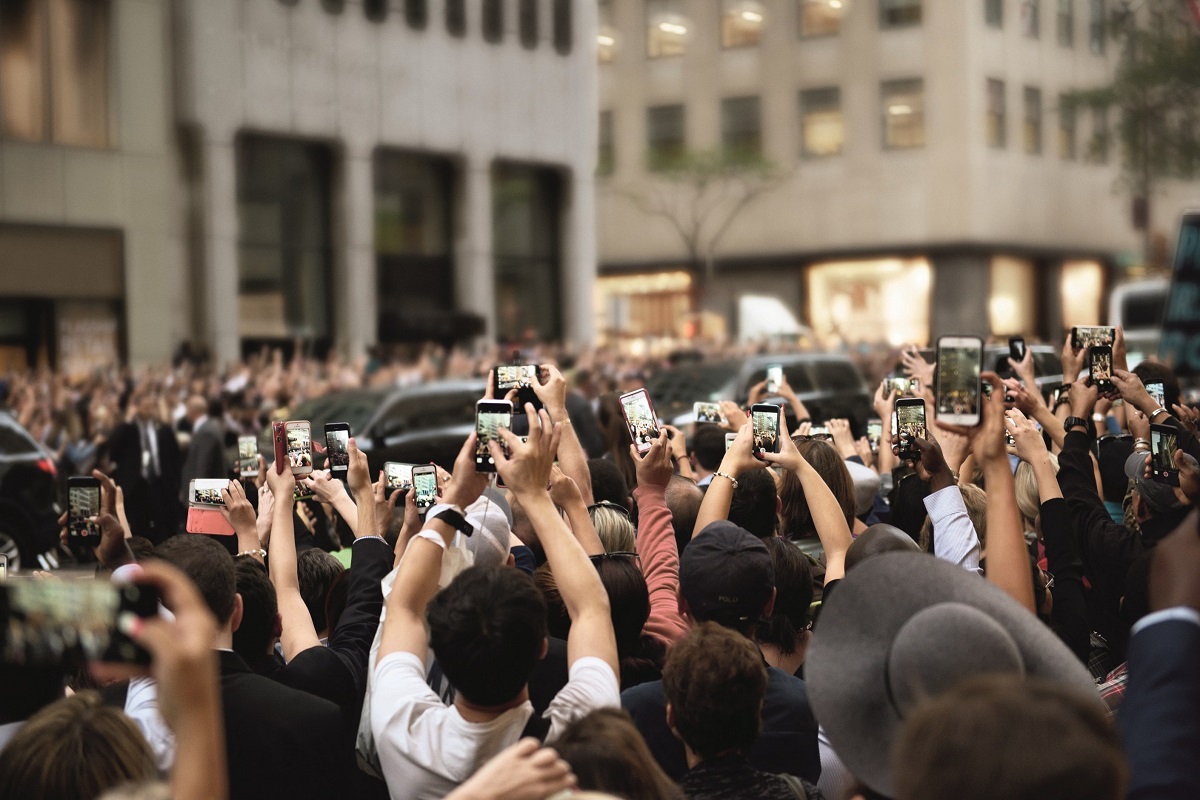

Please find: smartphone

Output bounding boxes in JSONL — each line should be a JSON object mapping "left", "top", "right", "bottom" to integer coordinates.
{"left": 619, "top": 389, "right": 661, "bottom": 455}
{"left": 1149, "top": 423, "right": 1180, "bottom": 486}
{"left": 895, "top": 398, "right": 927, "bottom": 460}
{"left": 1088, "top": 346, "right": 1114, "bottom": 392}
{"left": 693, "top": 402, "right": 725, "bottom": 425}
{"left": 888, "top": 376, "right": 911, "bottom": 396}
{"left": 766, "top": 365, "right": 784, "bottom": 395}
{"left": 1006, "top": 431, "right": 1016, "bottom": 447}
{"left": 1072, "top": 326, "right": 1114, "bottom": 350}
{"left": 494, "top": 365, "right": 542, "bottom": 413}
{"left": 412, "top": 464, "right": 439, "bottom": 510}
{"left": 384, "top": 462, "right": 414, "bottom": 497}
{"left": 189, "top": 479, "right": 228, "bottom": 508}
{"left": 725, "top": 432, "right": 737, "bottom": 451}
{"left": 324, "top": 422, "right": 351, "bottom": 478}
{"left": 284, "top": 420, "right": 313, "bottom": 477}
{"left": 1009, "top": 337, "right": 1026, "bottom": 362}
{"left": 935, "top": 336, "right": 984, "bottom": 427}
{"left": 476, "top": 400, "right": 513, "bottom": 473}
{"left": 808, "top": 426, "right": 831, "bottom": 440}
{"left": 750, "top": 403, "right": 782, "bottom": 456}
{"left": 0, "top": 578, "right": 159, "bottom": 667}
{"left": 67, "top": 476, "right": 102, "bottom": 544}
{"left": 238, "top": 435, "right": 259, "bottom": 478}
{"left": 1146, "top": 381, "right": 1166, "bottom": 408}
{"left": 272, "top": 420, "right": 286, "bottom": 473}
{"left": 867, "top": 418, "right": 883, "bottom": 453}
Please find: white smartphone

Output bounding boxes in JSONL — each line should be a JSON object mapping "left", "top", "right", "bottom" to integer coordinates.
{"left": 693, "top": 402, "right": 725, "bottom": 425}
{"left": 238, "top": 435, "right": 259, "bottom": 478}
{"left": 412, "top": 464, "right": 439, "bottom": 510}
{"left": 935, "top": 336, "right": 984, "bottom": 427}
{"left": 766, "top": 365, "right": 784, "bottom": 394}
{"left": 189, "top": 478, "right": 229, "bottom": 508}
{"left": 284, "top": 420, "right": 313, "bottom": 477}
{"left": 619, "top": 388, "right": 660, "bottom": 455}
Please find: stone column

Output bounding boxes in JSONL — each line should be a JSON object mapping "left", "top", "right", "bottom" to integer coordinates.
{"left": 201, "top": 137, "right": 241, "bottom": 366}
{"left": 562, "top": 170, "right": 597, "bottom": 346}
{"left": 456, "top": 159, "right": 496, "bottom": 338}
{"left": 338, "top": 146, "right": 377, "bottom": 357}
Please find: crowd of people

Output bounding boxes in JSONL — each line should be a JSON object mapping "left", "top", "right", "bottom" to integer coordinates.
{"left": 0, "top": 329, "right": 1198, "bottom": 800}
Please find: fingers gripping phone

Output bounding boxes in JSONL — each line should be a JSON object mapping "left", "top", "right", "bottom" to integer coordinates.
{"left": 67, "top": 476, "right": 102, "bottom": 545}
{"left": 189, "top": 479, "right": 229, "bottom": 508}
{"left": 1149, "top": 424, "right": 1180, "bottom": 486}
{"left": 324, "top": 422, "right": 351, "bottom": 479}
{"left": 751, "top": 404, "right": 782, "bottom": 456}
{"left": 476, "top": 400, "right": 513, "bottom": 473}
{"left": 766, "top": 365, "right": 784, "bottom": 395}
{"left": 619, "top": 389, "right": 661, "bottom": 455}
{"left": 1089, "top": 346, "right": 1113, "bottom": 392}
{"left": 494, "top": 365, "right": 542, "bottom": 413}
{"left": 935, "top": 336, "right": 984, "bottom": 427}
{"left": 412, "top": 464, "right": 439, "bottom": 510}
{"left": 283, "top": 420, "right": 313, "bottom": 477}
{"left": 895, "top": 398, "right": 926, "bottom": 460}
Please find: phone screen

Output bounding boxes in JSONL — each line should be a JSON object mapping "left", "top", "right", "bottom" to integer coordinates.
{"left": 725, "top": 432, "right": 737, "bottom": 451}
{"left": 325, "top": 425, "right": 350, "bottom": 471}
{"left": 694, "top": 402, "right": 724, "bottom": 424}
{"left": 476, "top": 403, "right": 512, "bottom": 472}
{"left": 1089, "top": 346, "right": 1113, "bottom": 387}
{"left": 238, "top": 436, "right": 259, "bottom": 477}
{"left": 1150, "top": 425, "right": 1180, "bottom": 485}
{"left": 935, "top": 338, "right": 983, "bottom": 425}
{"left": 385, "top": 462, "right": 413, "bottom": 491}
{"left": 68, "top": 481, "right": 101, "bottom": 541}
{"left": 620, "top": 390, "right": 660, "bottom": 454}
{"left": 867, "top": 419, "right": 883, "bottom": 451}
{"left": 286, "top": 423, "right": 312, "bottom": 474}
{"left": 751, "top": 405, "right": 781, "bottom": 455}
{"left": 896, "top": 400, "right": 927, "bottom": 456}
{"left": 413, "top": 467, "right": 439, "bottom": 509}
{"left": 495, "top": 365, "right": 538, "bottom": 390}
{"left": 766, "top": 365, "right": 784, "bottom": 394}
{"left": 1146, "top": 382, "right": 1166, "bottom": 407}
{"left": 1073, "top": 326, "right": 1114, "bottom": 349}
{"left": 190, "top": 479, "right": 228, "bottom": 507}
{"left": 889, "top": 376, "right": 910, "bottom": 395}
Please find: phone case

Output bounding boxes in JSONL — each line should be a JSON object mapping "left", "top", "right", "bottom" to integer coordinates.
{"left": 186, "top": 507, "right": 235, "bottom": 536}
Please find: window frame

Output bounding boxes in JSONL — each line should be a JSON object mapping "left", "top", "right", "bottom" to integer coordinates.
{"left": 404, "top": 0, "right": 428, "bottom": 30}
{"left": 798, "top": 86, "right": 844, "bottom": 158}
{"left": 720, "top": 0, "right": 765, "bottom": 49}
{"left": 646, "top": 0, "right": 689, "bottom": 59}
{"left": 1058, "top": 96, "right": 1077, "bottom": 160}
{"left": 1088, "top": 0, "right": 1106, "bottom": 54}
{"left": 445, "top": 0, "right": 466, "bottom": 37}
{"left": 985, "top": 0, "right": 1004, "bottom": 28}
{"left": 483, "top": 0, "right": 504, "bottom": 44}
{"left": 879, "top": 0, "right": 922, "bottom": 30}
{"left": 519, "top": 0, "right": 538, "bottom": 49}
{"left": 646, "top": 103, "right": 687, "bottom": 170}
{"left": 720, "top": 95, "right": 763, "bottom": 160}
{"left": 798, "top": 0, "right": 844, "bottom": 37}
{"left": 881, "top": 78, "right": 926, "bottom": 150}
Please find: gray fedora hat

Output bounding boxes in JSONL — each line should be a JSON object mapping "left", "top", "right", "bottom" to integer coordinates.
{"left": 807, "top": 552, "right": 1099, "bottom": 798}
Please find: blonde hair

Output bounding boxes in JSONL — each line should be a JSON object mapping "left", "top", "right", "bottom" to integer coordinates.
{"left": 1015, "top": 455, "right": 1059, "bottom": 525}
{"left": 919, "top": 484, "right": 989, "bottom": 553}
{"left": 590, "top": 504, "right": 636, "bottom": 553}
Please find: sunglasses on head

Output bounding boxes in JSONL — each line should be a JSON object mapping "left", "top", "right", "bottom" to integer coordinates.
{"left": 587, "top": 501, "right": 631, "bottom": 519}
{"left": 588, "top": 551, "right": 639, "bottom": 564}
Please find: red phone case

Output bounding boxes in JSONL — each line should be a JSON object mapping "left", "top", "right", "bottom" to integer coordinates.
{"left": 272, "top": 420, "right": 286, "bottom": 473}
{"left": 186, "top": 507, "right": 234, "bottom": 536}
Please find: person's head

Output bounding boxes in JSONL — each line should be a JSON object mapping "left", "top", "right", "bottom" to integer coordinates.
{"left": 679, "top": 521, "right": 775, "bottom": 636}
{"left": 754, "top": 538, "right": 814, "bottom": 658}
{"left": 154, "top": 535, "right": 240, "bottom": 630}
{"left": 0, "top": 691, "right": 156, "bottom": 800}
{"left": 1123, "top": 451, "right": 1190, "bottom": 533}
{"left": 690, "top": 424, "right": 726, "bottom": 474}
{"left": 893, "top": 676, "right": 1125, "bottom": 800}
{"left": 184, "top": 395, "right": 206, "bottom": 423}
{"left": 888, "top": 469, "right": 930, "bottom": 541}
{"left": 593, "top": 553, "right": 664, "bottom": 688}
{"left": 135, "top": 393, "right": 157, "bottom": 422}
{"left": 1132, "top": 361, "right": 1180, "bottom": 411}
{"left": 426, "top": 565, "right": 548, "bottom": 707}
{"left": 590, "top": 503, "right": 636, "bottom": 553}
{"left": 728, "top": 469, "right": 779, "bottom": 539}
{"left": 1014, "top": 456, "right": 1058, "bottom": 528}
{"left": 663, "top": 622, "right": 767, "bottom": 761}
{"left": 297, "top": 548, "right": 345, "bottom": 636}
{"left": 589, "top": 457, "right": 631, "bottom": 509}
{"left": 233, "top": 558, "right": 279, "bottom": 659}
{"left": 919, "top": 484, "right": 987, "bottom": 554}
{"left": 664, "top": 474, "right": 704, "bottom": 558}
{"left": 126, "top": 536, "right": 156, "bottom": 563}
{"left": 779, "top": 440, "right": 855, "bottom": 539}
{"left": 554, "top": 709, "right": 684, "bottom": 800}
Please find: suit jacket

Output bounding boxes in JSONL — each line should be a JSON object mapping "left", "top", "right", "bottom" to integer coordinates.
{"left": 109, "top": 419, "right": 182, "bottom": 494}
{"left": 180, "top": 418, "right": 228, "bottom": 500}
{"left": 1120, "top": 616, "right": 1200, "bottom": 800}
{"left": 218, "top": 650, "right": 350, "bottom": 800}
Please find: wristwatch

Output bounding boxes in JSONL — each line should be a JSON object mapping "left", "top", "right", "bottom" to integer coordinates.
{"left": 1064, "top": 416, "right": 1089, "bottom": 433}
{"left": 426, "top": 503, "right": 473, "bottom": 536}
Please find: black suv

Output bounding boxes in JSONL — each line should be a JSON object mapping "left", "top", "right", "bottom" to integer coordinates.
{"left": 645, "top": 354, "right": 874, "bottom": 433}
{"left": 0, "top": 412, "right": 64, "bottom": 571}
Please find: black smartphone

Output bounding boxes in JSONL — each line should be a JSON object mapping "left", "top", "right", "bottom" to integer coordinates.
{"left": 1149, "top": 423, "right": 1180, "bottom": 486}
{"left": 67, "top": 476, "right": 102, "bottom": 544}
{"left": 750, "top": 403, "right": 782, "bottom": 456}
{"left": 1089, "top": 346, "right": 1113, "bottom": 392}
{"left": 619, "top": 389, "right": 661, "bottom": 455}
{"left": 1072, "top": 326, "right": 1114, "bottom": 350}
{"left": 1146, "top": 381, "right": 1166, "bottom": 408}
{"left": 935, "top": 336, "right": 984, "bottom": 427}
{"left": 895, "top": 398, "right": 927, "bottom": 460}
{"left": 324, "top": 422, "right": 351, "bottom": 478}
{"left": 725, "top": 432, "right": 737, "bottom": 451}
{"left": 494, "top": 365, "right": 542, "bottom": 413}
{"left": 0, "top": 579, "right": 159, "bottom": 667}
{"left": 1009, "top": 337, "right": 1026, "bottom": 362}
{"left": 412, "top": 464, "right": 439, "bottom": 510}
{"left": 475, "top": 400, "right": 513, "bottom": 473}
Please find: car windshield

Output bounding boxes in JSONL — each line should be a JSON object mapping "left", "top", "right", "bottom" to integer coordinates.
{"left": 289, "top": 390, "right": 388, "bottom": 436}
{"left": 646, "top": 362, "right": 739, "bottom": 408}
{"left": 0, "top": 415, "right": 40, "bottom": 456}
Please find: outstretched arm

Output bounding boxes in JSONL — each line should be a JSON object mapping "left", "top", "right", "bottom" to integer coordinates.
{"left": 692, "top": 422, "right": 767, "bottom": 538}
{"left": 265, "top": 464, "right": 322, "bottom": 660}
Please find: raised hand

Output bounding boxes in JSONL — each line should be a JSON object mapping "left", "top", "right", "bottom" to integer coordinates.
{"left": 492, "top": 406, "right": 561, "bottom": 499}
{"left": 220, "top": 479, "right": 257, "bottom": 533}
{"left": 1005, "top": 408, "right": 1048, "bottom": 464}
{"left": 630, "top": 429, "right": 674, "bottom": 489}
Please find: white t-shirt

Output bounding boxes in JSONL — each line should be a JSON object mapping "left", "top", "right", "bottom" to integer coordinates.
{"left": 371, "top": 652, "right": 620, "bottom": 800}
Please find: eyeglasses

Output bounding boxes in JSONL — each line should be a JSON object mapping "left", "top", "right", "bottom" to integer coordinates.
{"left": 588, "top": 551, "right": 639, "bottom": 564}
{"left": 587, "top": 501, "right": 630, "bottom": 519}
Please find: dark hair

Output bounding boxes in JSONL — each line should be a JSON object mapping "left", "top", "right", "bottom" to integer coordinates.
{"left": 297, "top": 548, "right": 344, "bottom": 634}
{"left": 597, "top": 393, "right": 638, "bottom": 490}
{"left": 324, "top": 569, "right": 350, "bottom": 634}
{"left": 0, "top": 665, "right": 64, "bottom": 726}
{"left": 663, "top": 622, "right": 766, "bottom": 761}
{"left": 888, "top": 469, "right": 931, "bottom": 542}
{"left": 427, "top": 566, "right": 548, "bottom": 707}
{"left": 554, "top": 709, "right": 684, "bottom": 800}
{"left": 729, "top": 469, "right": 777, "bottom": 539}
{"left": 893, "top": 676, "right": 1126, "bottom": 800}
{"left": 1132, "top": 361, "right": 1180, "bottom": 412}
{"left": 755, "top": 539, "right": 813, "bottom": 656}
{"left": 589, "top": 457, "right": 631, "bottom": 508}
{"left": 690, "top": 424, "right": 727, "bottom": 472}
{"left": 126, "top": 536, "right": 156, "bottom": 562}
{"left": 665, "top": 474, "right": 704, "bottom": 558}
{"left": 233, "top": 558, "right": 277, "bottom": 659}
{"left": 594, "top": 556, "right": 666, "bottom": 689}
{"left": 534, "top": 563, "right": 571, "bottom": 641}
{"left": 154, "top": 535, "right": 237, "bottom": 624}
{"left": 779, "top": 440, "right": 855, "bottom": 540}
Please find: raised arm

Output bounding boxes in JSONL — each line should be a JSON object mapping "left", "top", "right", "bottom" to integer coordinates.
{"left": 691, "top": 422, "right": 767, "bottom": 538}
{"left": 630, "top": 431, "right": 689, "bottom": 644}
{"left": 549, "top": 465, "right": 604, "bottom": 556}
{"left": 264, "top": 463, "right": 323, "bottom": 660}
{"left": 302, "top": 469, "right": 360, "bottom": 537}
{"left": 535, "top": 365, "right": 594, "bottom": 506}
{"left": 220, "top": 479, "right": 263, "bottom": 564}
{"left": 903, "top": 434, "right": 981, "bottom": 573}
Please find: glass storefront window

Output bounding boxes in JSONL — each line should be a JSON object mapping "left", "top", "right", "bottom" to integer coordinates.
{"left": 807, "top": 258, "right": 932, "bottom": 347}
{"left": 1061, "top": 260, "right": 1104, "bottom": 328}
{"left": 493, "top": 163, "right": 563, "bottom": 341}
{"left": 988, "top": 257, "right": 1036, "bottom": 335}
{"left": 596, "top": 272, "right": 693, "bottom": 342}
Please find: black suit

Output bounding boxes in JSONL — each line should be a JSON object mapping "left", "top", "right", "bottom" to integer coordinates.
{"left": 109, "top": 419, "right": 182, "bottom": 543}
{"left": 180, "top": 418, "right": 229, "bottom": 502}
{"left": 218, "top": 650, "right": 350, "bottom": 800}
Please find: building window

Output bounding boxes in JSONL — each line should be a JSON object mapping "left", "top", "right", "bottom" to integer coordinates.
{"left": 598, "top": 111, "right": 615, "bottom": 176}
{"left": 799, "top": 0, "right": 844, "bottom": 36}
{"left": 721, "top": 1, "right": 764, "bottom": 48}
{"left": 598, "top": 0, "right": 617, "bottom": 62}
{"left": 1088, "top": 106, "right": 1109, "bottom": 163}
{"left": 985, "top": 0, "right": 1003, "bottom": 27}
{"left": 721, "top": 96, "right": 762, "bottom": 159}
{"left": 446, "top": 0, "right": 466, "bottom": 36}
{"left": 882, "top": 79, "right": 925, "bottom": 149}
{"left": 1088, "top": 0, "right": 1105, "bottom": 54}
{"left": 404, "top": 0, "right": 427, "bottom": 30}
{"left": 1056, "top": 0, "right": 1073, "bottom": 45}
{"left": 799, "top": 88, "right": 843, "bottom": 157}
{"left": 553, "top": 0, "right": 572, "bottom": 54}
{"left": 1058, "top": 96, "right": 1076, "bottom": 159}
{"left": 0, "top": 0, "right": 111, "bottom": 147}
{"left": 518, "top": 0, "right": 538, "bottom": 48}
{"left": 237, "top": 135, "right": 334, "bottom": 343}
{"left": 320, "top": 0, "right": 344, "bottom": 14}
{"left": 483, "top": 0, "right": 503, "bottom": 43}
{"left": 880, "top": 0, "right": 922, "bottom": 29}
{"left": 646, "top": 104, "right": 686, "bottom": 170}
{"left": 493, "top": 164, "right": 563, "bottom": 341}
{"left": 1021, "top": 0, "right": 1039, "bottom": 37}
{"left": 647, "top": 0, "right": 688, "bottom": 58}
{"left": 986, "top": 79, "right": 1006, "bottom": 148}
{"left": 364, "top": 0, "right": 386, "bottom": 21}
{"left": 1023, "top": 86, "right": 1042, "bottom": 154}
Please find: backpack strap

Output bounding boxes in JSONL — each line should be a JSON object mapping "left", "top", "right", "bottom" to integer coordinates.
{"left": 519, "top": 709, "right": 552, "bottom": 742}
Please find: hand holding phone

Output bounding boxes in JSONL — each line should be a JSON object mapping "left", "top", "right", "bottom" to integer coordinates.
{"left": 750, "top": 404, "right": 782, "bottom": 457}
{"left": 67, "top": 476, "right": 103, "bottom": 544}
{"left": 895, "top": 398, "right": 927, "bottom": 460}
{"left": 1088, "top": 346, "right": 1114, "bottom": 392}
{"left": 324, "top": 423, "right": 351, "bottom": 477}
{"left": 412, "top": 464, "right": 439, "bottom": 510}
{"left": 476, "top": 400, "right": 513, "bottom": 473}
{"left": 619, "top": 389, "right": 661, "bottom": 455}
{"left": 935, "top": 336, "right": 984, "bottom": 426}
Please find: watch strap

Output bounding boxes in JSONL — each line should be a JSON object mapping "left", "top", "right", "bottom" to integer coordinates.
{"left": 427, "top": 503, "right": 473, "bottom": 536}
{"left": 1064, "top": 416, "right": 1089, "bottom": 433}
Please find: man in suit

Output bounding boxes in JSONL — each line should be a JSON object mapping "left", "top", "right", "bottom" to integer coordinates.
{"left": 179, "top": 395, "right": 229, "bottom": 502}
{"left": 154, "top": 535, "right": 350, "bottom": 800}
{"left": 109, "top": 393, "right": 182, "bottom": 543}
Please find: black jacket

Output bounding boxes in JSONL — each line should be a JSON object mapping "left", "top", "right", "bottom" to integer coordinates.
{"left": 180, "top": 418, "right": 228, "bottom": 501}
